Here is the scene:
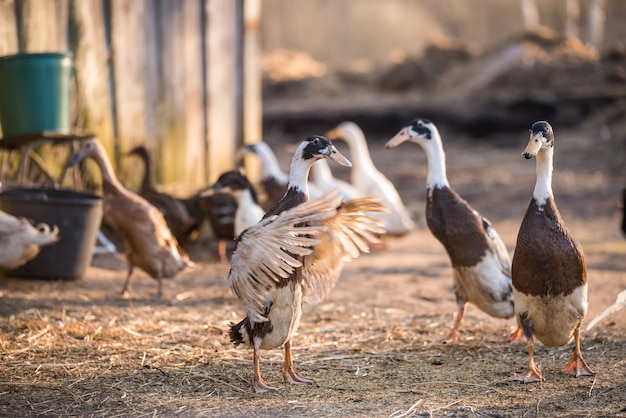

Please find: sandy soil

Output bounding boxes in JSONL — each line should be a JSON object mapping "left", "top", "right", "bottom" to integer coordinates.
{"left": 0, "top": 118, "right": 625, "bottom": 417}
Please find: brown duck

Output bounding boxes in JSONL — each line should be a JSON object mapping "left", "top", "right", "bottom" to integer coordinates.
{"left": 127, "top": 145, "right": 198, "bottom": 243}
{"left": 508, "top": 121, "right": 594, "bottom": 383}
{"left": 228, "top": 136, "right": 386, "bottom": 393}
{"left": 68, "top": 140, "right": 193, "bottom": 299}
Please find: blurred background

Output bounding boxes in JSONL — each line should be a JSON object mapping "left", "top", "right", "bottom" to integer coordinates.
{"left": 0, "top": 0, "right": 624, "bottom": 191}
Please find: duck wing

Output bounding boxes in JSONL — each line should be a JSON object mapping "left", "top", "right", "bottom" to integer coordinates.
{"left": 303, "top": 196, "right": 387, "bottom": 303}
{"left": 481, "top": 215, "right": 512, "bottom": 277}
{"left": 228, "top": 191, "right": 343, "bottom": 323}
{"left": 586, "top": 289, "right": 626, "bottom": 330}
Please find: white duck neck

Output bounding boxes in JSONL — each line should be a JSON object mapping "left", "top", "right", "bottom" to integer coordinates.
{"left": 344, "top": 126, "right": 376, "bottom": 172}
{"left": 256, "top": 144, "right": 288, "bottom": 183}
{"left": 288, "top": 153, "right": 315, "bottom": 195}
{"left": 310, "top": 160, "right": 333, "bottom": 185}
{"left": 533, "top": 146, "right": 554, "bottom": 204}
{"left": 421, "top": 133, "right": 450, "bottom": 190}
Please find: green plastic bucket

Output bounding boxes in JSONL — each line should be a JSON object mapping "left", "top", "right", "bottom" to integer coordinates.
{"left": 0, "top": 52, "right": 73, "bottom": 138}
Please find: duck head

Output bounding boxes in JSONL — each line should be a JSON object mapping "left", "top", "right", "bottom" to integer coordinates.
{"left": 297, "top": 135, "right": 352, "bottom": 167}
{"left": 385, "top": 118, "right": 436, "bottom": 148}
{"left": 67, "top": 139, "right": 102, "bottom": 167}
{"left": 523, "top": 121, "right": 554, "bottom": 159}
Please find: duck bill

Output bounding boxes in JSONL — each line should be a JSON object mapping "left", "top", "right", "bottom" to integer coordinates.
{"left": 522, "top": 134, "right": 543, "bottom": 159}
{"left": 385, "top": 128, "right": 411, "bottom": 149}
{"left": 325, "top": 128, "right": 339, "bottom": 140}
{"left": 66, "top": 151, "right": 85, "bottom": 167}
{"left": 327, "top": 146, "right": 352, "bottom": 167}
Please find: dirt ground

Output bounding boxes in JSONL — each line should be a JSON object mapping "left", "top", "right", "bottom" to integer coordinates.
{"left": 1, "top": 29, "right": 626, "bottom": 417}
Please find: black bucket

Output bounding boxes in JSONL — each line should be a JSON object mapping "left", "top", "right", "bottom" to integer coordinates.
{"left": 0, "top": 188, "right": 103, "bottom": 279}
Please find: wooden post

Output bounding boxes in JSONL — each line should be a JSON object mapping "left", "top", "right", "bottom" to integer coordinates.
{"left": 205, "top": 0, "right": 238, "bottom": 182}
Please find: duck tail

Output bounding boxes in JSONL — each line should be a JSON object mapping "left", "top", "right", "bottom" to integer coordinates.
{"left": 229, "top": 318, "right": 248, "bottom": 346}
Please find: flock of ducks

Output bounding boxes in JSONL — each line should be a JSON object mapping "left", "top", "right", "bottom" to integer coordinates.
{"left": 1, "top": 119, "right": 623, "bottom": 394}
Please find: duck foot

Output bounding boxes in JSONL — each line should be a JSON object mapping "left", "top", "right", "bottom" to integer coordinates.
{"left": 254, "top": 376, "right": 279, "bottom": 394}
{"left": 507, "top": 366, "right": 544, "bottom": 384}
{"left": 507, "top": 326, "right": 524, "bottom": 343}
{"left": 283, "top": 365, "right": 315, "bottom": 386}
{"left": 562, "top": 353, "right": 594, "bottom": 377}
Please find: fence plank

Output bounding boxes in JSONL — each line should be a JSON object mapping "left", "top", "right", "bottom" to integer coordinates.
{"left": 18, "top": 0, "right": 69, "bottom": 52}
{"left": 205, "top": 0, "right": 238, "bottom": 182}
{"left": 0, "top": 0, "right": 18, "bottom": 55}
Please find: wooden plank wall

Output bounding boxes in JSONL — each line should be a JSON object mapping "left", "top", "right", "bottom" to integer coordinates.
{"left": 0, "top": 0, "right": 261, "bottom": 193}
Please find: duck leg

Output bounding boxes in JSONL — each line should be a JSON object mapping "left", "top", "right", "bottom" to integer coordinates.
{"left": 562, "top": 325, "right": 594, "bottom": 377}
{"left": 218, "top": 239, "right": 227, "bottom": 263}
{"left": 282, "top": 340, "right": 314, "bottom": 386}
{"left": 508, "top": 316, "right": 543, "bottom": 383}
{"left": 253, "top": 344, "right": 278, "bottom": 394}
{"left": 155, "top": 273, "right": 163, "bottom": 300}
{"left": 121, "top": 264, "right": 135, "bottom": 298}
{"left": 440, "top": 300, "right": 466, "bottom": 343}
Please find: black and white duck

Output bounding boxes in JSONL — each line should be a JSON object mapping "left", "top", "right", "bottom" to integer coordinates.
{"left": 228, "top": 135, "right": 386, "bottom": 393}
{"left": 386, "top": 118, "right": 521, "bottom": 342}
{"left": 240, "top": 141, "right": 323, "bottom": 207}
{"left": 67, "top": 140, "right": 193, "bottom": 299}
{"left": 508, "top": 121, "right": 594, "bottom": 383}
{"left": 211, "top": 169, "right": 265, "bottom": 237}
{"left": 326, "top": 121, "right": 414, "bottom": 236}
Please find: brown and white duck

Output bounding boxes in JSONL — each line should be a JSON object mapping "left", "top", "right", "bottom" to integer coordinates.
{"left": 327, "top": 121, "right": 414, "bottom": 236}
{"left": 67, "top": 140, "right": 193, "bottom": 299}
{"left": 211, "top": 169, "right": 265, "bottom": 237}
{"left": 127, "top": 145, "right": 199, "bottom": 243}
{"left": 508, "top": 121, "right": 594, "bottom": 383}
{"left": 228, "top": 135, "right": 386, "bottom": 393}
{"left": 0, "top": 210, "right": 59, "bottom": 270}
{"left": 386, "top": 118, "right": 521, "bottom": 342}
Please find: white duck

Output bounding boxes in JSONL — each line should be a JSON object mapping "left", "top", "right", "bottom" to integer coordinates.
{"left": 0, "top": 211, "right": 59, "bottom": 269}
{"left": 228, "top": 135, "right": 386, "bottom": 393}
{"left": 586, "top": 289, "right": 626, "bottom": 331}
{"left": 310, "top": 159, "right": 363, "bottom": 201}
{"left": 326, "top": 121, "right": 414, "bottom": 235}
{"left": 508, "top": 121, "right": 594, "bottom": 383}
{"left": 386, "top": 118, "right": 521, "bottom": 342}
{"left": 67, "top": 140, "right": 193, "bottom": 299}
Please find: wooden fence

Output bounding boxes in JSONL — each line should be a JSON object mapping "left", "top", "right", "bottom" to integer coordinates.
{"left": 0, "top": 0, "right": 262, "bottom": 192}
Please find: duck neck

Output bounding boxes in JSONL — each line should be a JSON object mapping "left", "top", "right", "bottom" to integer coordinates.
{"left": 346, "top": 129, "right": 376, "bottom": 173}
{"left": 533, "top": 146, "right": 554, "bottom": 204}
{"left": 310, "top": 160, "right": 332, "bottom": 184}
{"left": 95, "top": 150, "right": 124, "bottom": 191}
{"left": 236, "top": 188, "right": 260, "bottom": 209}
{"left": 258, "top": 146, "right": 288, "bottom": 183}
{"left": 422, "top": 137, "right": 450, "bottom": 192}
{"left": 138, "top": 150, "right": 153, "bottom": 192}
{"left": 288, "top": 155, "right": 315, "bottom": 197}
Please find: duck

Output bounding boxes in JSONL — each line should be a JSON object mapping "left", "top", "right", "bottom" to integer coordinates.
{"left": 211, "top": 169, "right": 265, "bottom": 237}
{"left": 67, "top": 139, "right": 193, "bottom": 299}
{"left": 385, "top": 118, "right": 521, "bottom": 342}
{"left": 326, "top": 121, "right": 414, "bottom": 236}
{"left": 228, "top": 135, "right": 386, "bottom": 393}
{"left": 310, "top": 159, "right": 363, "bottom": 201}
{"left": 127, "top": 145, "right": 199, "bottom": 243}
{"left": 508, "top": 121, "right": 594, "bottom": 383}
{"left": 197, "top": 190, "right": 237, "bottom": 262}
{"left": 586, "top": 289, "right": 626, "bottom": 330}
{"left": 240, "top": 141, "right": 323, "bottom": 207}
{"left": 0, "top": 211, "right": 59, "bottom": 269}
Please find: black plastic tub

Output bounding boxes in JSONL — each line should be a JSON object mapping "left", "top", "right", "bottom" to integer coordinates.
{"left": 0, "top": 188, "right": 102, "bottom": 279}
